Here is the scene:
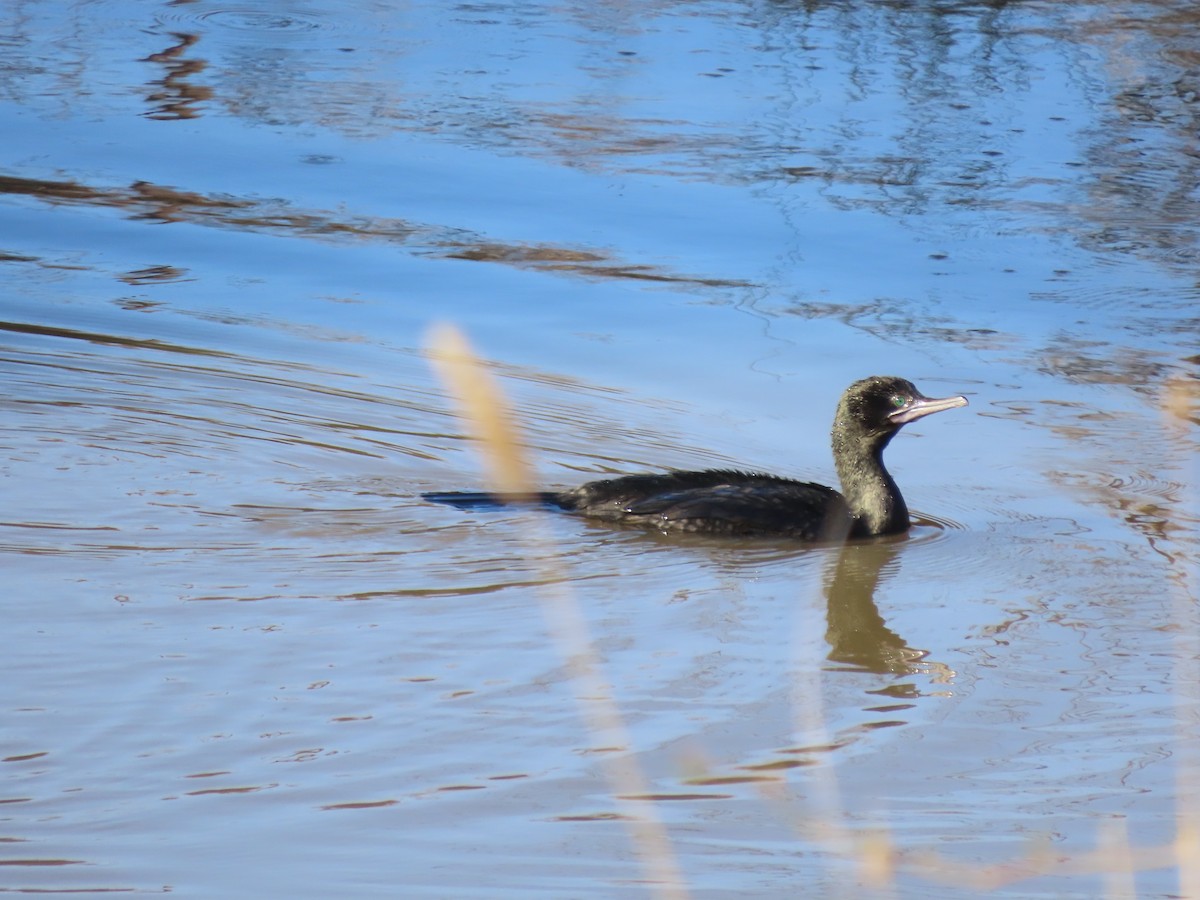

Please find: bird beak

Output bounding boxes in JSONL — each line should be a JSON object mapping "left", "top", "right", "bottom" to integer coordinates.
{"left": 888, "top": 392, "right": 968, "bottom": 425}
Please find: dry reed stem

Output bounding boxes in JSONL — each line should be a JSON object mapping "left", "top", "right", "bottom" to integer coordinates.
{"left": 426, "top": 324, "right": 535, "bottom": 498}
{"left": 1164, "top": 375, "right": 1200, "bottom": 900}
{"left": 1098, "top": 817, "right": 1135, "bottom": 900}
{"left": 426, "top": 324, "right": 688, "bottom": 900}
{"left": 788, "top": 592, "right": 856, "bottom": 852}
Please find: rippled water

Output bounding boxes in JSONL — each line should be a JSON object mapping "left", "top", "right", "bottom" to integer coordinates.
{"left": 2, "top": 0, "right": 1198, "bottom": 897}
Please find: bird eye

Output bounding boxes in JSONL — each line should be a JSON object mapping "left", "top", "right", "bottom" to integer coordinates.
{"left": 890, "top": 395, "right": 907, "bottom": 408}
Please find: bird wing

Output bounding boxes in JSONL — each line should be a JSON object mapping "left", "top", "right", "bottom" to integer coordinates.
{"left": 624, "top": 481, "right": 851, "bottom": 539}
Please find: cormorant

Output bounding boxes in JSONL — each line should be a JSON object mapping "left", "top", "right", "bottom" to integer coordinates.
{"left": 424, "top": 375, "right": 967, "bottom": 541}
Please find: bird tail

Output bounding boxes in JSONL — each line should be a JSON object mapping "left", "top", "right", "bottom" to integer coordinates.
{"left": 421, "top": 490, "right": 562, "bottom": 510}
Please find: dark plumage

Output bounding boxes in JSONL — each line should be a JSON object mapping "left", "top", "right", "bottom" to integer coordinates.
{"left": 424, "top": 375, "right": 967, "bottom": 541}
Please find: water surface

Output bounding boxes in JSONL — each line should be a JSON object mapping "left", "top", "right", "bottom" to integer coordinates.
{"left": 2, "top": 1, "right": 1198, "bottom": 896}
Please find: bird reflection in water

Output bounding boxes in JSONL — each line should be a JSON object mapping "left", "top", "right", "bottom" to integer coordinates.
{"left": 822, "top": 536, "right": 954, "bottom": 684}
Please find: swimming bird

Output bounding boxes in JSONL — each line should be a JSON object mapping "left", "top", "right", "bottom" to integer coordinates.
{"left": 424, "top": 375, "right": 967, "bottom": 541}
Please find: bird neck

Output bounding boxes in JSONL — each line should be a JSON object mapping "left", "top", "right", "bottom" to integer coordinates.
{"left": 832, "top": 430, "right": 909, "bottom": 536}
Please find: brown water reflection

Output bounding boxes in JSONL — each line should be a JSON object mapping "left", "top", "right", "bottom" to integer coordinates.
{"left": 0, "top": 173, "right": 744, "bottom": 287}
{"left": 142, "top": 31, "right": 211, "bottom": 121}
